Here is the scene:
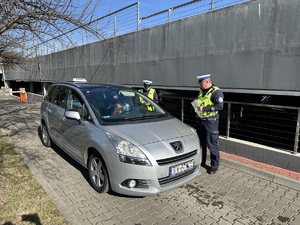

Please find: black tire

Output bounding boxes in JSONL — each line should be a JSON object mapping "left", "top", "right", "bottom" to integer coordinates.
{"left": 88, "top": 151, "right": 109, "bottom": 193}
{"left": 41, "top": 123, "right": 52, "bottom": 147}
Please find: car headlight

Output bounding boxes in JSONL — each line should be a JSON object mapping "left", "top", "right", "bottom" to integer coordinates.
{"left": 106, "top": 132, "right": 152, "bottom": 166}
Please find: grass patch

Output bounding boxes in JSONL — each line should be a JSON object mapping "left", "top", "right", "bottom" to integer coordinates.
{"left": 0, "top": 131, "right": 68, "bottom": 225}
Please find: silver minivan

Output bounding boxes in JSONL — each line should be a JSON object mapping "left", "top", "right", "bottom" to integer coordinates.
{"left": 40, "top": 81, "right": 201, "bottom": 196}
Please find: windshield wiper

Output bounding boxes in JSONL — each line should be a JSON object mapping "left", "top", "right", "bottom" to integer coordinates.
{"left": 143, "top": 114, "right": 167, "bottom": 118}
{"left": 124, "top": 115, "right": 144, "bottom": 120}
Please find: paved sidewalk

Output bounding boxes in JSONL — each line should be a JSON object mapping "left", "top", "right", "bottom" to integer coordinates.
{"left": 1, "top": 95, "right": 300, "bottom": 225}
{"left": 220, "top": 152, "right": 300, "bottom": 191}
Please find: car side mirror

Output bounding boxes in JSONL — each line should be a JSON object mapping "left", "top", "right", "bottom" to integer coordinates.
{"left": 65, "top": 111, "right": 81, "bottom": 121}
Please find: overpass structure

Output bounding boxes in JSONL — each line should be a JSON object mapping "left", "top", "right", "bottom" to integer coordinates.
{"left": 3, "top": 0, "right": 300, "bottom": 95}
{"left": 1, "top": 0, "right": 300, "bottom": 172}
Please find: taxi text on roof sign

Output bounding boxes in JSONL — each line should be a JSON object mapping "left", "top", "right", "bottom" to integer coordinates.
{"left": 72, "top": 78, "right": 87, "bottom": 82}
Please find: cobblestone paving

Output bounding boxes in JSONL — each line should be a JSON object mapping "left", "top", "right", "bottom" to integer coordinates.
{"left": 1, "top": 96, "right": 300, "bottom": 225}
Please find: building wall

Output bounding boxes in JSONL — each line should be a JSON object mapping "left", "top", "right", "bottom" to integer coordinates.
{"left": 4, "top": 0, "right": 300, "bottom": 92}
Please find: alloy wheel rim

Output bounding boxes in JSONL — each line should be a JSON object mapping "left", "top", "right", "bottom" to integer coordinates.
{"left": 91, "top": 157, "right": 104, "bottom": 187}
{"left": 42, "top": 127, "right": 48, "bottom": 144}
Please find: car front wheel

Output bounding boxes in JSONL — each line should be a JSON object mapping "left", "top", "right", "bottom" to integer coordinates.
{"left": 88, "top": 151, "right": 109, "bottom": 193}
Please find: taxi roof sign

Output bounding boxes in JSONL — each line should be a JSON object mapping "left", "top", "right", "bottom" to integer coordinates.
{"left": 72, "top": 78, "right": 87, "bottom": 82}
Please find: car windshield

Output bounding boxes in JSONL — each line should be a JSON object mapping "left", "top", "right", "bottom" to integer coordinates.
{"left": 82, "top": 87, "right": 168, "bottom": 122}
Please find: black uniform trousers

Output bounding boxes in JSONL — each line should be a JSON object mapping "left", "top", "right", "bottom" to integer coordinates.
{"left": 196, "top": 117, "right": 220, "bottom": 170}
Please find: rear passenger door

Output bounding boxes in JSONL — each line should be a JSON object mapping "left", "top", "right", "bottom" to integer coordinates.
{"left": 47, "top": 86, "right": 68, "bottom": 146}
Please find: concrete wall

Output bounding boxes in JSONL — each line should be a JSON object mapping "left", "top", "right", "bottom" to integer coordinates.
{"left": 4, "top": 0, "right": 300, "bottom": 93}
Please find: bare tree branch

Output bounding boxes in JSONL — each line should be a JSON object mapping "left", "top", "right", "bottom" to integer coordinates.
{"left": 0, "top": 0, "right": 105, "bottom": 67}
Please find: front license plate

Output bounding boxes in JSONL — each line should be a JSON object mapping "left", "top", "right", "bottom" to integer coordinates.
{"left": 169, "top": 159, "right": 195, "bottom": 176}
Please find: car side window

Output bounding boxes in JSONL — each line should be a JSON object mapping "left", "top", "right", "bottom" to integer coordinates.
{"left": 49, "top": 86, "right": 68, "bottom": 107}
{"left": 66, "top": 89, "right": 89, "bottom": 120}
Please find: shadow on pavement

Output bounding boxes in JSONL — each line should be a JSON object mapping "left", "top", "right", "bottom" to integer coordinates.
{"left": 36, "top": 126, "right": 142, "bottom": 198}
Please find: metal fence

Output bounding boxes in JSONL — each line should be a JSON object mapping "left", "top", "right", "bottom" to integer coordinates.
{"left": 31, "top": 0, "right": 249, "bottom": 56}
{"left": 139, "top": 0, "right": 249, "bottom": 29}
{"left": 161, "top": 96, "right": 300, "bottom": 154}
{"left": 33, "top": 3, "right": 140, "bottom": 56}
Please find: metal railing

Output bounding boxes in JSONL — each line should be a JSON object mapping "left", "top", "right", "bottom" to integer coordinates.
{"left": 31, "top": 3, "right": 139, "bottom": 56}
{"left": 161, "top": 96, "right": 300, "bottom": 154}
{"left": 138, "top": 0, "right": 249, "bottom": 29}
{"left": 29, "top": 0, "right": 249, "bottom": 56}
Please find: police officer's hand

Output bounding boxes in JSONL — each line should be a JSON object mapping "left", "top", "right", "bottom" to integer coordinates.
{"left": 141, "top": 100, "right": 150, "bottom": 106}
{"left": 198, "top": 106, "right": 204, "bottom": 112}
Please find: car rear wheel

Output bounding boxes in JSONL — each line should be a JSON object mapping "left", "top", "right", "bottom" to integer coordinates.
{"left": 88, "top": 151, "right": 109, "bottom": 193}
{"left": 41, "top": 123, "right": 52, "bottom": 147}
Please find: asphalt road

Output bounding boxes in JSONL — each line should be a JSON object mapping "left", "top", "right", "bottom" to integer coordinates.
{"left": 1, "top": 95, "right": 300, "bottom": 225}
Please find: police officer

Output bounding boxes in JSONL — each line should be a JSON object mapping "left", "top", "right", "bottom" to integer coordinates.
{"left": 195, "top": 74, "right": 224, "bottom": 174}
{"left": 139, "top": 80, "right": 159, "bottom": 103}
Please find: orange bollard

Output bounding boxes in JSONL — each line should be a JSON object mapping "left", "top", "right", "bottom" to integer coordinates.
{"left": 19, "top": 88, "right": 27, "bottom": 102}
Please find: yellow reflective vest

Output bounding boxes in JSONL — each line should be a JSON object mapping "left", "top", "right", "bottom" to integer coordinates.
{"left": 197, "top": 86, "right": 220, "bottom": 118}
{"left": 139, "top": 88, "right": 156, "bottom": 111}
{"left": 139, "top": 88, "right": 155, "bottom": 100}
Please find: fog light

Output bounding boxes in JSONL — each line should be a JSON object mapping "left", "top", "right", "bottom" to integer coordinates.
{"left": 121, "top": 179, "right": 150, "bottom": 189}
{"left": 128, "top": 179, "right": 137, "bottom": 188}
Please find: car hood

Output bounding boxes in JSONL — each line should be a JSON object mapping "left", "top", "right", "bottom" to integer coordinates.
{"left": 103, "top": 118, "right": 194, "bottom": 146}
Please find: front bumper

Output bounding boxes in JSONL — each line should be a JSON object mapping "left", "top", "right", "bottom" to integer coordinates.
{"left": 108, "top": 149, "right": 201, "bottom": 196}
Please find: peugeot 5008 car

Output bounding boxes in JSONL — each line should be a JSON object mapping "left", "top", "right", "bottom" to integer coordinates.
{"left": 40, "top": 79, "right": 201, "bottom": 196}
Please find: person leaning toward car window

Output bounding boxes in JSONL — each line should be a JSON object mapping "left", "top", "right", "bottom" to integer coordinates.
{"left": 139, "top": 80, "right": 159, "bottom": 104}
{"left": 194, "top": 74, "right": 224, "bottom": 175}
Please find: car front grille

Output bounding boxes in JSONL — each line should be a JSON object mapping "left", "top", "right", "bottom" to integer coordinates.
{"left": 156, "top": 149, "right": 198, "bottom": 166}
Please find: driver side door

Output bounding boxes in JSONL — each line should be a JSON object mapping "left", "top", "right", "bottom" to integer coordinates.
{"left": 60, "top": 89, "right": 90, "bottom": 162}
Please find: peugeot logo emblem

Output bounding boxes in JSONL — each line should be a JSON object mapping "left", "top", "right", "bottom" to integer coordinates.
{"left": 170, "top": 141, "right": 183, "bottom": 152}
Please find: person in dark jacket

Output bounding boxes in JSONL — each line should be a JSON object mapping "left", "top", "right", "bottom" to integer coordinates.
{"left": 194, "top": 74, "right": 224, "bottom": 174}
